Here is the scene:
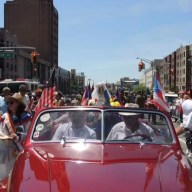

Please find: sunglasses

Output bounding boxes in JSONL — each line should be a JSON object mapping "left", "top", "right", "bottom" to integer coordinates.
{"left": 7, "top": 101, "right": 14, "bottom": 105}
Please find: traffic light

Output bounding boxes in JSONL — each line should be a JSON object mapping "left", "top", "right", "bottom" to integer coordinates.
{"left": 138, "top": 61, "right": 145, "bottom": 71}
{"left": 138, "top": 62, "right": 142, "bottom": 71}
{"left": 31, "top": 52, "right": 39, "bottom": 64}
{"left": 138, "top": 64, "right": 141, "bottom": 71}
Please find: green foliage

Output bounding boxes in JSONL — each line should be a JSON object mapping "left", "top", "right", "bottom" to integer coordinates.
{"left": 133, "top": 84, "right": 150, "bottom": 94}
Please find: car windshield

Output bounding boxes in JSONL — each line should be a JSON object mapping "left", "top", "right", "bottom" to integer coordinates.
{"left": 31, "top": 108, "right": 174, "bottom": 144}
{"left": 165, "top": 95, "right": 178, "bottom": 105}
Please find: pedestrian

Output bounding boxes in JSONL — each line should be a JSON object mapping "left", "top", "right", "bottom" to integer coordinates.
{"left": 28, "top": 89, "right": 43, "bottom": 116}
{"left": 145, "top": 95, "right": 156, "bottom": 124}
{"left": 176, "top": 91, "right": 192, "bottom": 158}
{"left": 0, "top": 93, "right": 32, "bottom": 180}
{"left": 175, "top": 92, "right": 184, "bottom": 123}
{"left": 53, "top": 91, "right": 65, "bottom": 106}
{"left": 0, "top": 87, "right": 11, "bottom": 115}
{"left": 18, "top": 84, "right": 30, "bottom": 110}
{"left": 135, "top": 90, "right": 145, "bottom": 108}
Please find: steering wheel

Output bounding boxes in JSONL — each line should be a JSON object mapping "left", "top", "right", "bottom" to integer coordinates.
{"left": 123, "top": 134, "right": 153, "bottom": 142}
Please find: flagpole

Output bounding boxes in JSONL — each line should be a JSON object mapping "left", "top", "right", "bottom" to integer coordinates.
{"left": 88, "top": 78, "right": 91, "bottom": 99}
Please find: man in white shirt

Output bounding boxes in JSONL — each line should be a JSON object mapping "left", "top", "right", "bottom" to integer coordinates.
{"left": 18, "top": 84, "right": 30, "bottom": 109}
{"left": 107, "top": 111, "right": 157, "bottom": 141}
{"left": 179, "top": 91, "right": 192, "bottom": 157}
{"left": 52, "top": 111, "right": 96, "bottom": 141}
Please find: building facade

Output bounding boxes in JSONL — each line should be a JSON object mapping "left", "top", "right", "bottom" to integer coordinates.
{"left": 55, "top": 67, "right": 70, "bottom": 95}
{"left": 163, "top": 45, "right": 192, "bottom": 92}
{"left": 70, "top": 69, "right": 85, "bottom": 94}
{"left": 0, "top": 28, "right": 18, "bottom": 79}
{"left": 4, "top": 0, "right": 58, "bottom": 68}
{"left": 139, "top": 59, "right": 163, "bottom": 91}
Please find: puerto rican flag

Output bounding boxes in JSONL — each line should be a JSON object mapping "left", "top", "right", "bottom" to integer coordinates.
{"left": 153, "top": 70, "right": 170, "bottom": 112}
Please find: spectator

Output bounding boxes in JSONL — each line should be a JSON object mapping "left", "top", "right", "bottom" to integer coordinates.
{"left": 18, "top": 84, "right": 30, "bottom": 109}
{"left": 175, "top": 92, "right": 184, "bottom": 123}
{"left": 135, "top": 90, "right": 145, "bottom": 108}
{"left": 34, "top": 89, "right": 43, "bottom": 101}
{"left": 53, "top": 91, "right": 65, "bottom": 106}
{"left": 145, "top": 95, "right": 156, "bottom": 124}
{"left": 71, "top": 98, "right": 81, "bottom": 106}
{"left": 0, "top": 87, "right": 11, "bottom": 115}
{"left": 0, "top": 93, "right": 32, "bottom": 180}
{"left": 28, "top": 89, "right": 43, "bottom": 116}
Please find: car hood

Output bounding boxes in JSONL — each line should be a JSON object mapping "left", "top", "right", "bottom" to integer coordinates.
{"left": 29, "top": 143, "right": 192, "bottom": 192}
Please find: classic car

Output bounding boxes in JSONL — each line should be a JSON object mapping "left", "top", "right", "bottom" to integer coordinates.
{"left": 4, "top": 106, "right": 192, "bottom": 191}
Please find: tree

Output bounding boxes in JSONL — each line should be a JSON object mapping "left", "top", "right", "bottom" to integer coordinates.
{"left": 133, "top": 84, "right": 150, "bottom": 95}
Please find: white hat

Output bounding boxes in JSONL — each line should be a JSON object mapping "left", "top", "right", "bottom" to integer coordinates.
{"left": 119, "top": 112, "right": 139, "bottom": 116}
{"left": 119, "top": 103, "right": 139, "bottom": 116}
{"left": 124, "top": 103, "right": 139, "bottom": 108}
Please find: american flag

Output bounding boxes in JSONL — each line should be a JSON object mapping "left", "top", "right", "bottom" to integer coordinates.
{"left": 35, "top": 67, "right": 56, "bottom": 111}
{"left": 153, "top": 70, "right": 170, "bottom": 112}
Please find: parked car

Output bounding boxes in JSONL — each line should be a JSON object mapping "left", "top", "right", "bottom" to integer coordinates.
{"left": 3, "top": 106, "right": 192, "bottom": 192}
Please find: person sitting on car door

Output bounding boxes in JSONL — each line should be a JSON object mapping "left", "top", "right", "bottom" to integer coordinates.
{"left": 52, "top": 111, "right": 96, "bottom": 141}
{"left": 106, "top": 103, "right": 157, "bottom": 141}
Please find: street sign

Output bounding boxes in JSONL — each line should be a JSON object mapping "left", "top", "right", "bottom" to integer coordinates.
{"left": 0, "top": 52, "right": 14, "bottom": 58}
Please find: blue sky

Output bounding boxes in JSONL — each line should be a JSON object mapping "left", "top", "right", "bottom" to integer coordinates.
{"left": 1, "top": 0, "right": 192, "bottom": 84}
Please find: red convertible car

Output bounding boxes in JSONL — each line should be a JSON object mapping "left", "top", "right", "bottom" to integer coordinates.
{"left": 3, "top": 106, "right": 192, "bottom": 191}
